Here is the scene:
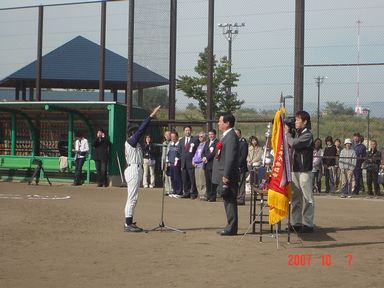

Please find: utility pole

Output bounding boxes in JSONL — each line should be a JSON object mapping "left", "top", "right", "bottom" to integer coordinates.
{"left": 314, "top": 76, "right": 326, "bottom": 139}
{"left": 207, "top": 0, "right": 214, "bottom": 130}
{"left": 217, "top": 22, "right": 245, "bottom": 95}
{"left": 294, "top": 0, "right": 305, "bottom": 113}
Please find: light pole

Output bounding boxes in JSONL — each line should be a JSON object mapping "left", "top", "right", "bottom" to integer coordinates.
{"left": 314, "top": 76, "right": 326, "bottom": 139}
{"left": 281, "top": 92, "right": 294, "bottom": 112}
{"left": 217, "top": 22, "right": 245, "bottom": 95}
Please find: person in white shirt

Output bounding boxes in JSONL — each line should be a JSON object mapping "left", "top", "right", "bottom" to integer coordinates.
{"left": 123, "top": 105, "right": 161, "bottom": 232}
{"left": 72, "top": 132, "right": 89, "bottom": 186}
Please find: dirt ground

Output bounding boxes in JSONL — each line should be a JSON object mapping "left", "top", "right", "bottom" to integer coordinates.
{"left": 0, "top": 181, "right": 383, "bottom": 288}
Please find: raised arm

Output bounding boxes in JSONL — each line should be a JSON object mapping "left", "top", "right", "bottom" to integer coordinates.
{"left": 127, "top": 106, "right": 161, "bottom": 147}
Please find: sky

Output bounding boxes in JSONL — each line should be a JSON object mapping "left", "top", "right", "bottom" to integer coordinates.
{"left": 0, "top": 0, "right": 383, "bottom": 114}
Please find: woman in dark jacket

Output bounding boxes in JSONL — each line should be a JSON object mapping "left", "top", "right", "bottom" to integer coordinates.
{"left": 93, "top": 129, "right": 110, "bottom": 187}
{"left": 365, "top": 140, "right": 381, "bottom": 196}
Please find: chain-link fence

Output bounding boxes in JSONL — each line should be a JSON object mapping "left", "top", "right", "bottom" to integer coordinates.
{"left": 175, "top": 0, "right": 384, "bottom": 145}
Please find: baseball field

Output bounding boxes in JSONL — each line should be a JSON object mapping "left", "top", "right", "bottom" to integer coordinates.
{"left": 1, "top": 182, "right": 383, "bottom": 288}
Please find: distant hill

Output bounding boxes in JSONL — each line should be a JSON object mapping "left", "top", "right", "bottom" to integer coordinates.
{"left": 1, "top": 88, "right": 383, "bottom": 118}
{"left": 253, "top": 101, "right": 384, "bottom": 118}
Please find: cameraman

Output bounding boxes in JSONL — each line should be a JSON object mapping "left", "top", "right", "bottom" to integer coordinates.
{"left": 285, "top": 111, "right": 315, "bottom": 233}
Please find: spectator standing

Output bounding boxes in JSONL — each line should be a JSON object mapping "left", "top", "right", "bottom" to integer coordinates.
{"left": 339, "top": 138, "right": 356, "bottom": 197}
{"left": 167, "top": 131, "right": 183, "bottom": 197}
{"left": 235, "top": 128, "right": 248, "bottom": 205}
{"left": 142, "top": 135, "right": 155, "bottom": 188}
{"left": 323, "top": 136, "right": 337, "bottom": 193}
{"left": 58, "top": 134, "right": 69, "bottom": 172}
{"left": 312, "top": 138, "right": 323, "bottom": 193}
{"left": 365, "top": 140, "right": 381, "bottom": 196}
{"left": 381, "top": 146, "right": 384, "bottom": 190}
{"left": 93, "top": 129, "right": 110, "bottom": 187}
{"left": 202, "top": 129, "right": 218, "bottom": 202}
{"left": 161, "top": 130, "right": 172, "bottom": 195}
{"left": 334, "top": 138, "right": 342, "bottom": 191}
{"left": 352, "top": 132, "right": 367, "bottom": 194}
{"left": 193, "top": 132, "right": 207, "bottom": 200}
{"left": 246, "top": 136, "right": 263, "bottom": 171}
{"left": 72, "top": 132, "right": 89, "bottom": 186}
{"left": 178, "top": 126, "right": 199, "bottom": 199}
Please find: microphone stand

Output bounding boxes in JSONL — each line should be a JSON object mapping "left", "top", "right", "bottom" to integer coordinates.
{"left": 150, "top": 146, "right": 185, "bottom": 234}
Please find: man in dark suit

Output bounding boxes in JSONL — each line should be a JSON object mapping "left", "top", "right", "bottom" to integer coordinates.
{"left": 202, "top": 129, "right": 218, "bottom": 202}
{"left": 235, "top": 128, "right": 248, "bottom": 205}
{"left": 178, "top": 126, "right": 199, "bottom": 199}
{"left": 212, "top": 112, "right": 239, "bottom": 236}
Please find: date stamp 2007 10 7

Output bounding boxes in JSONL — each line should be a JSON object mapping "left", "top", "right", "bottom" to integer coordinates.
{"left": 288, "top": 254, "right": 353, "bottom": 267}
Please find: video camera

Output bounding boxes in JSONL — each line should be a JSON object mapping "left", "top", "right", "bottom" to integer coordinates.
{"left": 284, "top": 116, "right": 296, "bottom": 136}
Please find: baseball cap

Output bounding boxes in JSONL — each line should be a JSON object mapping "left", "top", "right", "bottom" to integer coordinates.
{"left": 344, "top": 138, "right": 352, "bottom": 145}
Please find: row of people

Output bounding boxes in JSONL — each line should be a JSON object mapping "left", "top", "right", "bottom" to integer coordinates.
{"left": 312, "top": 133, "right": 382, "bottom": 197}
{"left": 160, "top": 126, "right": 266, "bottom": 205}
{"left": 162, "top": 126, "right": 218, "bottom": 201}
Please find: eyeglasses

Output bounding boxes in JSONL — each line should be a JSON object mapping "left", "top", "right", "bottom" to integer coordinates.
{"left": 199, "top": 136, "right": 204, "bottom": 138}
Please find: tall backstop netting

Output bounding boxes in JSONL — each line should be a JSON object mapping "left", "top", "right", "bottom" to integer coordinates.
{"left": 0, "top": 0, "right": 171, "bottom": 184}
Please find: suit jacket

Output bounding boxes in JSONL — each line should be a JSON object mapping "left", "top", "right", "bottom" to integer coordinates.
{"left": 178, "top": 136, "right": 199, "bottom": 169}
{"left": 212, "top": 129, "right": 239, "bottom": 185}
{"left": 202, "top": 138, "right": 218, "bottom": 170}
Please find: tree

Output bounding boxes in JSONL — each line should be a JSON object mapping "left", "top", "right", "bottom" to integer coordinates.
{"left": 176, "top": 47, "right": 244, "bottom": 118}
{"left": 323, "top": 101, "right": 354, "bottom": 116}
{"left": 186, "top": 103, "right": 198, "bottom": 110}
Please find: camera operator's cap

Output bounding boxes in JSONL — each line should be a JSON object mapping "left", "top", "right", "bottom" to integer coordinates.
{"left": 344, "top": 138, "right": 352, "bottom": 145}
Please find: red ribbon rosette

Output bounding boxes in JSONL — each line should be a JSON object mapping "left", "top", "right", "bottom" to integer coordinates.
{"left": 215, "top": 141, "right": 222, "bottom": 159}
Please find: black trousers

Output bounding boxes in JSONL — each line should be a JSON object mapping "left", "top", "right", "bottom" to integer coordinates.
{"left": 74, "top": 158, "right": 86, "bottom": 184}
{"left": 181, "top": 167, "right": 197, "bottom": 196}
{"left": 366, "top": 167, "right": 380, "bottom": 195}
{"left": 170, "top": 164, "right": 182, "bottom": 195}
{"left": 95, "top": 160, "right": 108, "bottom": 186}
{"left": 237, "top": 170, "right": 247, "bottom": 204}
{"left": 204, "top": 167, "right": 217, "bottom": 201}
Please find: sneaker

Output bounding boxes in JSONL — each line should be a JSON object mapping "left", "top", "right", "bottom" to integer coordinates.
{"left": 124, "top": 223, "right": 143, "bottom": 232}
{"left": 143, "top": 185, "right": 148, "bottom": 188}
{"left": 149, "top": 185, "right": 154, "bottom": 188}
{"left": 340, "top": 194, "right": 347, "bottom": 198}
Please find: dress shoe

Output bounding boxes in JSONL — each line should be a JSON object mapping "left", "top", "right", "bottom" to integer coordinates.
{"left": 217, "top": 230, "right": 236, "bottom": 236}
{"left": 208, "top": 199, "right": 216, "bottom": 202}
{"left": 180, "top": 194, "right": 190, "bottom": 199}
{"left": 190, "top": 195, "right": 197, "bottom": 199}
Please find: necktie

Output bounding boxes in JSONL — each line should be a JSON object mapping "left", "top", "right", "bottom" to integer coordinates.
{"left": 185, "top": 137, "right": 190, "bottom": 152}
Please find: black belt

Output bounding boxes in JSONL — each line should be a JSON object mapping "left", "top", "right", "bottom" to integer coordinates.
{"left": 128, "top": 164, "right": 141, "bottom": 167}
